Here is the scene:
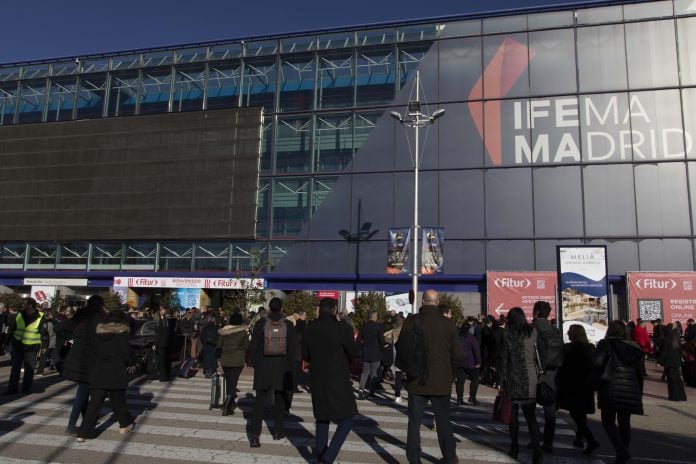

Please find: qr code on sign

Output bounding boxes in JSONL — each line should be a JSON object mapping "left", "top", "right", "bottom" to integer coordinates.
{"left": 638, "top": 299, "right": 663, "bottom": 322}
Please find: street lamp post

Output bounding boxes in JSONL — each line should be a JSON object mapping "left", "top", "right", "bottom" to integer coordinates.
{"left": 390, "top": 71, "right": 445, "bottom": 313}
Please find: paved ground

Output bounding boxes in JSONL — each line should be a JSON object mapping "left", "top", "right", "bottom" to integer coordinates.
{"left": 0, "top": 356, "right": 693, "bottom": 464}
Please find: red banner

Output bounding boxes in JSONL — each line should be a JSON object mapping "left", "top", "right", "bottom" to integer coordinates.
{"left": 315, "top": 291, "right": 340, "bottom": 300}
{"left": 627, "top": 272, "right": 696, "bottom": 326}
{"left": 487, "top": 271, "right": 558, "bottom": 321}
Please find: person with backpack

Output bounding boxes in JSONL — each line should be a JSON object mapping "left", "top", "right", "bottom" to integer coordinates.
{"left": 248, "top": 297, "right": 297, "bottom": 448}
{"left": 399, "top": 289, "right": 464, "bottom": 464}
{"left": 532, "top": 300, "right": 564, "bottom": 453}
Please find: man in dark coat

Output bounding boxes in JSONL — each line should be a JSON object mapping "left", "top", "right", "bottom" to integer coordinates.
{"left": 248, "top": 297, "right": 297, "bottom": 448}
{"left": 357, "top": 311, "right": 384, "bottom": 399}
{"left": 403, "top": 289, "right": 464, "bottom": 464}
{"left": 303, "top": 297, "right": 359, "bottom": 464}
{"left": 155, "top": 306, "right": 173, "bottom": 382}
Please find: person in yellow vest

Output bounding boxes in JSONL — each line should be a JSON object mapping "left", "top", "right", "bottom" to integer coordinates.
{"left": 3, "top": 297, "right": 49, "bottom": 395}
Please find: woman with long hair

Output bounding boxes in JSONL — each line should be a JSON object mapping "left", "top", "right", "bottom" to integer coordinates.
{"left": 558, "top": 324, "right": 599, "bottom": 454}
{"left": 658, "top": 327, "right": 687, "bottom": 401}
{"left": 498, "top": 307, "right": 542, "bottom": 464}
{"left": 593, "top": 320, "right": 644, "bottom": 464}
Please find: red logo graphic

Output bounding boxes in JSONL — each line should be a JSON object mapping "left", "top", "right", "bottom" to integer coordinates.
{"left": 114, "top": 278, "right": 122, "bottom": 286}
{"left": 468, "top": 37, "right": 535, "bottom": 166}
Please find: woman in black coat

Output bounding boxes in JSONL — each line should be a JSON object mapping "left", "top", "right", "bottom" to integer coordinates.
{"left": 658, "top": 328, "right": 687, "bottom": 401}
{"left": 76, "top": 310, "right": 137, "bottom": 442}
{"left": 558, "top": 324, "right": 599, "bottom": 454}
{"left": 55, "top": 295, "right": 104, "bottom": 435}
{"left": 593, "top": 320, "right": 644, "bottom": 464}
{"left": 498, "top": 307, "right": 542, "bottom": 464}
{"left": 199, "top": 314, "right": 220, "bottom": 378}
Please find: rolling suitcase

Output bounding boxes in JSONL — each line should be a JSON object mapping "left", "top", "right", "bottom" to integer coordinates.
{"left": 209, "top": 373, "right": 227, "bottom": 410}
{"left": 177, "top": 357, "right": 198, "bottom": 379}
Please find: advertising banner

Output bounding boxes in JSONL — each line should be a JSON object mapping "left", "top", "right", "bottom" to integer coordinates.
{"left": 420, "top": 227, "right": 444, "bottom": 275}
{"left": 31, "top": 286, "right": 56, "bottom": 305}
{"left": 113, "top": 276, "right": 264, "bottom": 289}
{"left": 386, "top": 228, "right": 410, "bottom": 274}
{"left": 557, "top": 246, "right": 609, "bottom": 344}
{"left": 627, "top": 272, "right": 696, "bottom": 328}
{"left": 24, "top": 278, "right": 88, "bottom": 287}
{"left": 113, "top": 287, "right": 128, "bottom": 306}
{"left": 177, "top": 288, "right": 202, "bottom": 310}
{"left": 486, "top": 271, "right": 557, "bottom": 321}
{"left": 386, "top": 293, "right": 412, "bottom": 314}
{"left": 315, "top": 291, "right": 340, "bottom": 300}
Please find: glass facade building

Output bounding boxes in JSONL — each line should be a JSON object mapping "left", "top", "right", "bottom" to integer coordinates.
{"left": 2, "top": 0, "right": 696, "bottom": 296}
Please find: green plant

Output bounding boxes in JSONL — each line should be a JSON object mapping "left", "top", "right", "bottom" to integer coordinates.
{"left": 100, "top": 290, "right": 125, "bottom": 313}
{"left": 222, "top": 249, "right": 268, "bottom": 318}
{"left": 159, "top": 290, "right": 180, "bottom": 311}
{"left": 439, "top": 293, "right": 464, "bottom": 328}
{"left": 0, "top": 292, "right": 23, "bottom": 311}
{"left": 282, "top": 291, "right": 319, "bottom": 320}
{"left": 353, "top": 292, "right": 388, "bottom": 329}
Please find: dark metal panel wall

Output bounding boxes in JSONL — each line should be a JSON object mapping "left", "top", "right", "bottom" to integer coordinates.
{"left": 0, "top": 108, "right": 262, "bottom": 241}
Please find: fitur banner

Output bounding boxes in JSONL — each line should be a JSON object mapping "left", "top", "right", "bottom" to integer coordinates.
{"left": 557, "top": 246, "right": 610, "bottom": 344}
{"left": 386, "top": 228, "right": 410, "bottom": 274}
{"left": 627, "top": 272, "right": 696, "bottom": 329}
{"left": 486, "top": 271, "right": 557, "bottom": 321}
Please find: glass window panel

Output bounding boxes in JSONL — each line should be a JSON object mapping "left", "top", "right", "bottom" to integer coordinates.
{"left": 51, "top": 61, "right": 79, "bottom": 77}
{"left": 123, "top": 242, "right": 157, "bottom": 269}
{"left": 635, "top": 163, "right": 690, "bottom": 236}
{"left": 175, "top": 47, "right": 208, "bottom": 64}
{"left": 439, "top": 170, "right": 485, "bottom": 238}
{"left": 194, "top": 243, "right": 230, "bottom": 271}
{"left": 312, "top": 176, "right": 338, "bottom": 214}
{"left": 0, "top": 67, "right": 21, "bottom": 82}
{"left": 57, "top": 243, "right": 89, "bottom": 269}
{"left": 207, "top": 61, "right": 241, "bottom": 110}
{"left": 678, "top": 17, "right": 696, "bottom": 86}
{"left": 260, "top": 118, "right": 273, "bottom": 174}
{"left": 639, "top": 239, "right": 694, "bottom": 271}
{"left": 676, "top": 0, "right": 696, "bottom": 15}
{"left": 0, "top": 243, "right": 26, "bottom": 269}
{"left": 397, "top": 42, "right": 433, "bottom": 95}
{"left": 528, "top": 11, "right": 574, "bottom": 29}
{"left": 245, "top": 40, "right": 278, "bottom": 57}
{"left": 279, "top": 54, "right": 315, "bottom": 112}
{"left": 26, "top": 243, "right": 57, "bottom": 269}
{"left": 438, "top": 37, "right": 482, "bottom": 103}
{"left": 90, "top": 243, "right": 123, "bottom": 269}
{"left": 281, "top": 36, "right": 316, "bottom": 54}
{"left": 354, "top": 110, "right": 382, "bottom": 153}
{"left": 276, "top": 116, "right": 312, "bottom": 173}
{"left": 242, "top": 58, "right": 277, "bottom": 112}
{"left": 686, "top": 163, "right": 696, "bottom": 230}
{"left": 623, "top": 1, "right": 673, "bottom": 20}
{"left": 533, "top": 166, "right": 583, "bottom": 237}
{"left": 315, "top": 113, "right": 353, "bottom": 172}
{"left": 0, "top": 84, "right": 17, "bottom": 125}
{"left": 272, "top": 177, "right": 310, "bottom": 238}
{"left": 579, "top": 93, "right": 631, "bottom": 162}
{"left": 173, "top": 64, "right": 205, "bottom": 112}
{"left": 483, "top": 15, "right": 528, "bottom": 34}
{"left": 628, "top": 90, "right": 684, "bottom": 162}
{"left": 209, "top": 44, "right": 243, "bottom": 60}
{"left": 483, "top": 34, "right": 530, "bottom": 99}
{"left": 21, "top": 65, "right": 50, "bottom": 80}
{"left": 318, "top": 32, "right": 355, "bottom": 50}
{"left": 439, "top": 103, "right": 484, "bottom": 169}
{"left": 576, "top": 5, "right": 623, "bottom": 25}
{"left": 108, "top": 71, "right": 139, "bottom": 117}
{"left": 529, "top": 29, "right": 577, "bottom": 96}
{"left": 257, "top": 177, "right": 270, "bottom": 238}
{"left": 76, "top": 74, "right": 107, "bottom": 119}
{"left": 486, "top": 240, "right": 535, "bottom": 271}
{"left": 231, "top": 243, "right": 268, "bottom": 272}
{"left": 318, "top": 51, "right": 354, "bottom": 109}
{"left": 443, "top": 241, "right": 485, "bottom": 274}
{"left": 268, "top": 242, "right": 289, "bottom": 271}
{"left": 159, "top": 243, "right": 193, "bottom": 271}
{"left": 595, "top": 240, "right": 640, "bottom": 275}
{"left": 577, "top": 25, "right": 627, "bottom": 92}
{"left": 306, "top": 242, "right": 353, "bottom": 274}
{"left": 140, "top": 68, "right": 172, "bottom": 115}
{"left": 526, "top": 96, "right": 581, "bottom": 165}
{"left": 350, "top": 173, "right": 394, "bottom": 235}
{"left": 583, "top": 164, "right": 637, "bottom": 236}
{"left": 356, "top": 47, "right": 395, "bottom": 106}
{"left": 81, "top": 57, "right": 111, "bottom": 73}
{"left": 357, "top": 28, "right": 396, "bottom": 46}
{"left": 47, "top": 77, "right": 77, "bottom": 122}
{"left": 17, "top": 80, "right": 47, "bottom": 124}
{"left": 394, "top": 171, "right": 438, "bottom": 229}
{"left": 682, "top": 89, "right": 696, "bottom": 159}
{"left": 398, "top": 24, "right": 442, "bottom": 42}
{"left": 440, "top": 19, "right": 481, "bottom": 39}
{"left": 535, "top": 239, "right": 583, "bottom": 271}
{"left": 485, "top": 168, "right": 534, "bottom": 238}
{"left": 142, "top": 51, "right": 174, "bottom": 68}
{"left": 626, "top": 21, "right": 678, "bottom": 89}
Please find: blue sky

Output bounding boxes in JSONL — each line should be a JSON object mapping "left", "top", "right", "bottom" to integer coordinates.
{"left": 0, "top": 0, "right": 604, "bottom": 64}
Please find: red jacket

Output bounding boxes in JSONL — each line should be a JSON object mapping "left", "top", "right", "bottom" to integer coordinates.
{"left": 631, "top": 325, "right": 651, "bottom": 353}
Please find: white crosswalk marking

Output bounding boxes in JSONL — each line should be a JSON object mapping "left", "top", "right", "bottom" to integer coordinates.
{"left": 0, "top": 373, "right": 601, "bottom": 464}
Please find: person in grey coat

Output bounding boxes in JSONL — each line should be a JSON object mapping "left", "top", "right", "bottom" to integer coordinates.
{"left": 303, "top": 298, "right": 359, "bottom": 464}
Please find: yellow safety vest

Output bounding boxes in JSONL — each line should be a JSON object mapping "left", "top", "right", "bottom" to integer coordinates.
{"left": 13, "top": 312, "right": 44, "bottom": 346}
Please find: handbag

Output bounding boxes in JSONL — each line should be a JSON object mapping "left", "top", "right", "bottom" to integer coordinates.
{"left": 492, "top": 394, "right": 512, "bottom": 424}
{"left": 535, "top": 342, "right": 556, "bottom": 406}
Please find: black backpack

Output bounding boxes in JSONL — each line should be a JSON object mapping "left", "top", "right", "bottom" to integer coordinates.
{"left": 395, "top": 315, "right": 429, "bottom": 385}
{"left": 539, "top": 326, "right": 564, "bottom": 370}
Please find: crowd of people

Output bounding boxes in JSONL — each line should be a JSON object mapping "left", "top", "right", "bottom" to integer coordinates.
{"left": 0, "top": 294, "right": 694, "bottom": 464}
